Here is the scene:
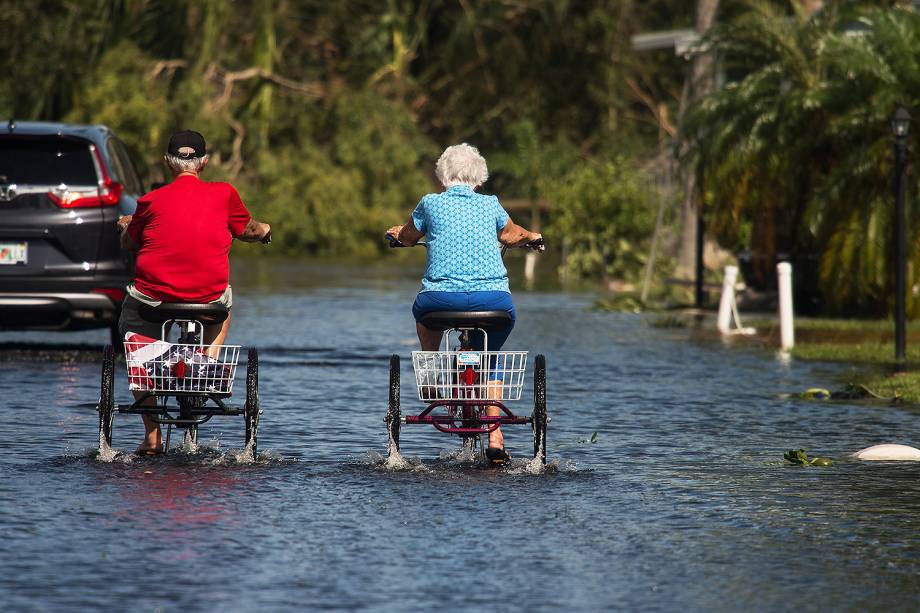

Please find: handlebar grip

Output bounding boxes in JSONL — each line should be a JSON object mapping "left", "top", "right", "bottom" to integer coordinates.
{"left": 386, "top": 234, "right": 427, "bottom": 248}
{"left": 525, "top": 237, "right": 546, "bottom": 252}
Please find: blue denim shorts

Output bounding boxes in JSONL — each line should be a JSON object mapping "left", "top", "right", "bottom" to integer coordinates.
{"left": 412, "top": 290, "right": 515, "bottom": 351}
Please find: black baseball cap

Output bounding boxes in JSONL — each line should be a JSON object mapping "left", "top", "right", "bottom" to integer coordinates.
{"left": 167, "top": 130, "right": 206, "bottom": 159}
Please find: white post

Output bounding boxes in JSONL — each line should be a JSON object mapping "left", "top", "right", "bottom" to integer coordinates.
{"left": 524, "top": 251, "right": 537, "bottom": 289}
{"left": 717, "top": 265, "right": 738, "bottom": 334}
{"left": 777, "top": 262, "right": 794, "bottom": 351}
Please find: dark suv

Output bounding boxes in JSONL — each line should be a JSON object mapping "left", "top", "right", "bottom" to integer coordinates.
{"left": 0, "top": 121, "right": 143, "bottom": 343}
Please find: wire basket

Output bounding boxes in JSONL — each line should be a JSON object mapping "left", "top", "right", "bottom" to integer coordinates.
{"left": 411, "top": 351, "right": 527, "bottom": 402}
{"left": 124, "top": 339, "right": 240, "bottom": 393}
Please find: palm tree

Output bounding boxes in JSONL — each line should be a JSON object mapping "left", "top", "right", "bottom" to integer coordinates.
{"left": 809, "top": 5, "right": 920, "bottom": 315}
{"left": 684, "top": 1, "right": 920, "bottom": 316}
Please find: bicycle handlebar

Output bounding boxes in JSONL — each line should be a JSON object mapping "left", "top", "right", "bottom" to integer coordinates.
{"left": 385, "top": 233, "right": 544, "bottom": 252}
{"left": 386, "top": 234, "right": 426, "bottom": 248}
{"left": 523, "top": 237, "right": 545, "bottom": 252}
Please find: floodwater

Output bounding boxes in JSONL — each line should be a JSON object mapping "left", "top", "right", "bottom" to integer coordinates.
{"left": 2, "top": 260, "right": 920, "bottom": 611}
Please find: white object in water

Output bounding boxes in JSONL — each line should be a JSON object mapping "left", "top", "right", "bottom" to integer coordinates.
{"left": 777, "top": 262, "right": 794, "bottom": 351}
{"left": 853, "top": 444, "right": 920, "bottom": 461}
{"left": 716, "top": 265, "right": 756, "bottom": 336}
{"left": 717, "top": 265, "right": 738, "bottom": 334}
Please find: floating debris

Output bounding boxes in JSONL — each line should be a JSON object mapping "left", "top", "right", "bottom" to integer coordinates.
{"left": 784, "top": 449, "right": 833, "bottom": 467}
{"left": 798, "top": 383, "right": 899, "bottom": 403}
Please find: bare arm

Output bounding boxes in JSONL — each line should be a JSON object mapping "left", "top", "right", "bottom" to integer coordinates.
{"left": 387, "top": 219, "right": 424, "bottom": 246}
{"left": 498, "top": 218, "right": 541, "bottom": 247}
{"left": 237, "top": 218, "right": 272, "bottom": 243}
{"left": 117, "top": 215, "right": 138, "bottom": 251}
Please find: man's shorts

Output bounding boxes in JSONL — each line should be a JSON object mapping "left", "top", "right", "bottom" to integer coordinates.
{"left": 118, "top": 284, "right": 233, "bottom": 341}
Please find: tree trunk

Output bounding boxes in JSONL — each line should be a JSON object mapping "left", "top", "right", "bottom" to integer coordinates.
{"left": 675, "top": 0, "right": 720, "bottom": 278}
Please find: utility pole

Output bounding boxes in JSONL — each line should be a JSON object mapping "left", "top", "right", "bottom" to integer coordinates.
{"left": 891, "top": 106, "right": 911, "bottom": 370}
{"left": 677, "top": 0, "right": 720, "bottom": 307}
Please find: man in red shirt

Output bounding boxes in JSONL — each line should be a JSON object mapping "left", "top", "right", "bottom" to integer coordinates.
{"left": 116, "top": 130, "right": 271, "bottom": 454}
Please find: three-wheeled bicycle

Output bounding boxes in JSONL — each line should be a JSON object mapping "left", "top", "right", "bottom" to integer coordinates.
{"left": 97, "top": 302, "right": 261, "bottom": 455}
{"left": 384, "top": 236, "right": 548, "bottom": 465}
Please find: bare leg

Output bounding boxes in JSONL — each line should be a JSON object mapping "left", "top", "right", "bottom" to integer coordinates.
{"left": 416, "top": 322, "right": 442, "bottom": 351}
{"left": 135, "top": 392, "right": 162, "bottom": 452}
{"left": 204, "top": 311, "right": 232, "bottom": 359}
{"left": 487, "top": 379, "right": 505, "bottom": 449}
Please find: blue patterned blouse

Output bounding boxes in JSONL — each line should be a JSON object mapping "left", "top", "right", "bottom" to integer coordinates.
{"left": 411, "top": 185, "right": 511, "bottom": 293}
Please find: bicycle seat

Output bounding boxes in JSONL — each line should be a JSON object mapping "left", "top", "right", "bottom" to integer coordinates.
{"left": 137, "top": 302, "right": 229, "bottom": 324}
{"left": 418, "top": 310, "right": 512, "bottom": 331}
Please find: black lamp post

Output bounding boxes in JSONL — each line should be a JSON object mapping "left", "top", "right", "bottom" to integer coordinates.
{"left": 892, "top": 106, "right": 911, "bottom": 369}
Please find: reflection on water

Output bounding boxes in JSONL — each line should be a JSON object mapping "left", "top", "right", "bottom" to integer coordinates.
{"left": 1, "top": 260, "right": 920, "bottom": 610}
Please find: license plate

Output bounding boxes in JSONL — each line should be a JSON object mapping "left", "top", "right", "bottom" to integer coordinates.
{"left": 0, "top": 242, "right": 27, "bottom": 265}
{"left": 457, "top": 352, "right": 481, "bottom": 365}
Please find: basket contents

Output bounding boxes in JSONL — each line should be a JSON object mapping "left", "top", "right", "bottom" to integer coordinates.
{"left": 411, "top": 351, "right": 527, "bottom": 401}
{"left": 124, "top": 332, "right": 239, "bottom": 393}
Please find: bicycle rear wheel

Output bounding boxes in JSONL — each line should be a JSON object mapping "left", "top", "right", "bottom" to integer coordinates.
{"left": 532, "top": 354, "right": 547, "bottom": 464}
{"left": 98, "top": 344, "right": 115, "bottom": 448}
{"left": 244, "top": 348, "right": 260, "bottom": 455}
{"left": 386, "top": 354, "right": 400, "bottom": 453}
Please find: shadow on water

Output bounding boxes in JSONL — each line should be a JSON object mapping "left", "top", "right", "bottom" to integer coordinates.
{"left": 0, "top": 342, "right": 108, "bottom": 362}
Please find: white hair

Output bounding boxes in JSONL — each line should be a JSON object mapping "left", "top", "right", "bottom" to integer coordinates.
{"left": 164, "top": 153, "right": 209, "bottom": 174}
{"left": 435, "top": 143, "right": 488, "bottom": 188}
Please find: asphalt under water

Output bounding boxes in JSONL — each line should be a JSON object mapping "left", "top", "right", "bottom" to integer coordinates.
{"left": 2, "top": 262, "right": 920, "bottom": 611}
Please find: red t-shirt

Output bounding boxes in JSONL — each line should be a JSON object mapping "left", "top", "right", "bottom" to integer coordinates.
{"left": 127, "top": 175, "right": 251, "bottom": 302}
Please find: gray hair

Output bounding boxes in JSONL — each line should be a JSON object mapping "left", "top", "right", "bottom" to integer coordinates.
{"left": 164, "top": 153, "right": 209, "bottom": 174}
{"left": 435, "top": 143, "right": 488, "bottom": 188}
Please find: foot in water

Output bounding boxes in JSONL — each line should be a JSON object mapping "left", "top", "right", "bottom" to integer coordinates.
{"left": 486, "top": 447, "right": 510, "bottom": 465}
{"left": 137, "top": 427, "right": 164, "bottom": 455}
{"left": 139, "top": 415, "right": 163, "bottom": 455}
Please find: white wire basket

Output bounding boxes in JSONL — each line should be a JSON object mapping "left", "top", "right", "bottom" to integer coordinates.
{"left": 411, "top": 351, "right": 527, "bottom": 402}
{"left": 124, "top": 339, "right": 240, "bottom": 393}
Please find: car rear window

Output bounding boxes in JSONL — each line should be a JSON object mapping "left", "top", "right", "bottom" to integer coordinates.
{"left": 0, "top": 138, "right": 97, "bottom": 186}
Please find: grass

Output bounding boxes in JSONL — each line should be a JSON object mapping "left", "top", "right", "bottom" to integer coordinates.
{"left": 795, "top": 344, "right": 920, "bottom": 403}
{"left": 748, "top": 317, "right": 920, "bottom": 333}
{"left": 856, "top": 371, "right": 920, "bottom": 403}
{"left": 791, "top": 342, "right": 920, "bottom": 366}
{"left": 748, "top": 317, "right": 920, "bottom": 403}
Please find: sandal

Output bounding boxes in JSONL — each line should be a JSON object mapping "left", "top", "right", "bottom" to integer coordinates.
{"left": 486, "top": 447, "right": 511, "bottom": 465}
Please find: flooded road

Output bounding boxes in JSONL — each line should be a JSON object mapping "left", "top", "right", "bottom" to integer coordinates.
{"left": 2, "top": 261, "right": 919, "bottom": 611}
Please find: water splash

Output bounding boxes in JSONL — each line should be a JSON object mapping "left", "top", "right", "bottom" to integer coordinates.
{"left": 438, "top": 446, "right": 480, "bottom": 464}
{"left": 504, "top": 456, "right": 577, "bottom": 475}
{"left": 364, "top": 444, "right": 430, "bottom": 472}
{"left": 384, "top": 441, "right": 412, "bottom": 470}
{"left": 96, "top": 430, "right": 118, "bottom": 463}
{"left": 179, "top": 431, "right": 200, "bottom": 454}
{"left": 218, "top": 437, "right": 257, "bottom": 464}
{"left": 89, "top": 441, "right": 134, "bottom": 464}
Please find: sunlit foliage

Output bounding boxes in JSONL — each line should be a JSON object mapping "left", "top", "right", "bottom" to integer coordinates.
{"left": 686, "top": 1, "right": 920, "bottom": 316}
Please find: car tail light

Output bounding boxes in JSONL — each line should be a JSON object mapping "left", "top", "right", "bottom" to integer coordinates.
{"left": 48, "top": 145, "right": 123, "bottom": 208}
{"left": 48, "top": 179, "right": 123, "bottom": 208}
{"left": 91, "top": 287, "right": 126, "bottom": 303}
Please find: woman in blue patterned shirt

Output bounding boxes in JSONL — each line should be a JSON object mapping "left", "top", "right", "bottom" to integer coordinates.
{"left": 387, "top": 144, "right": 541, "bottom": 459}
